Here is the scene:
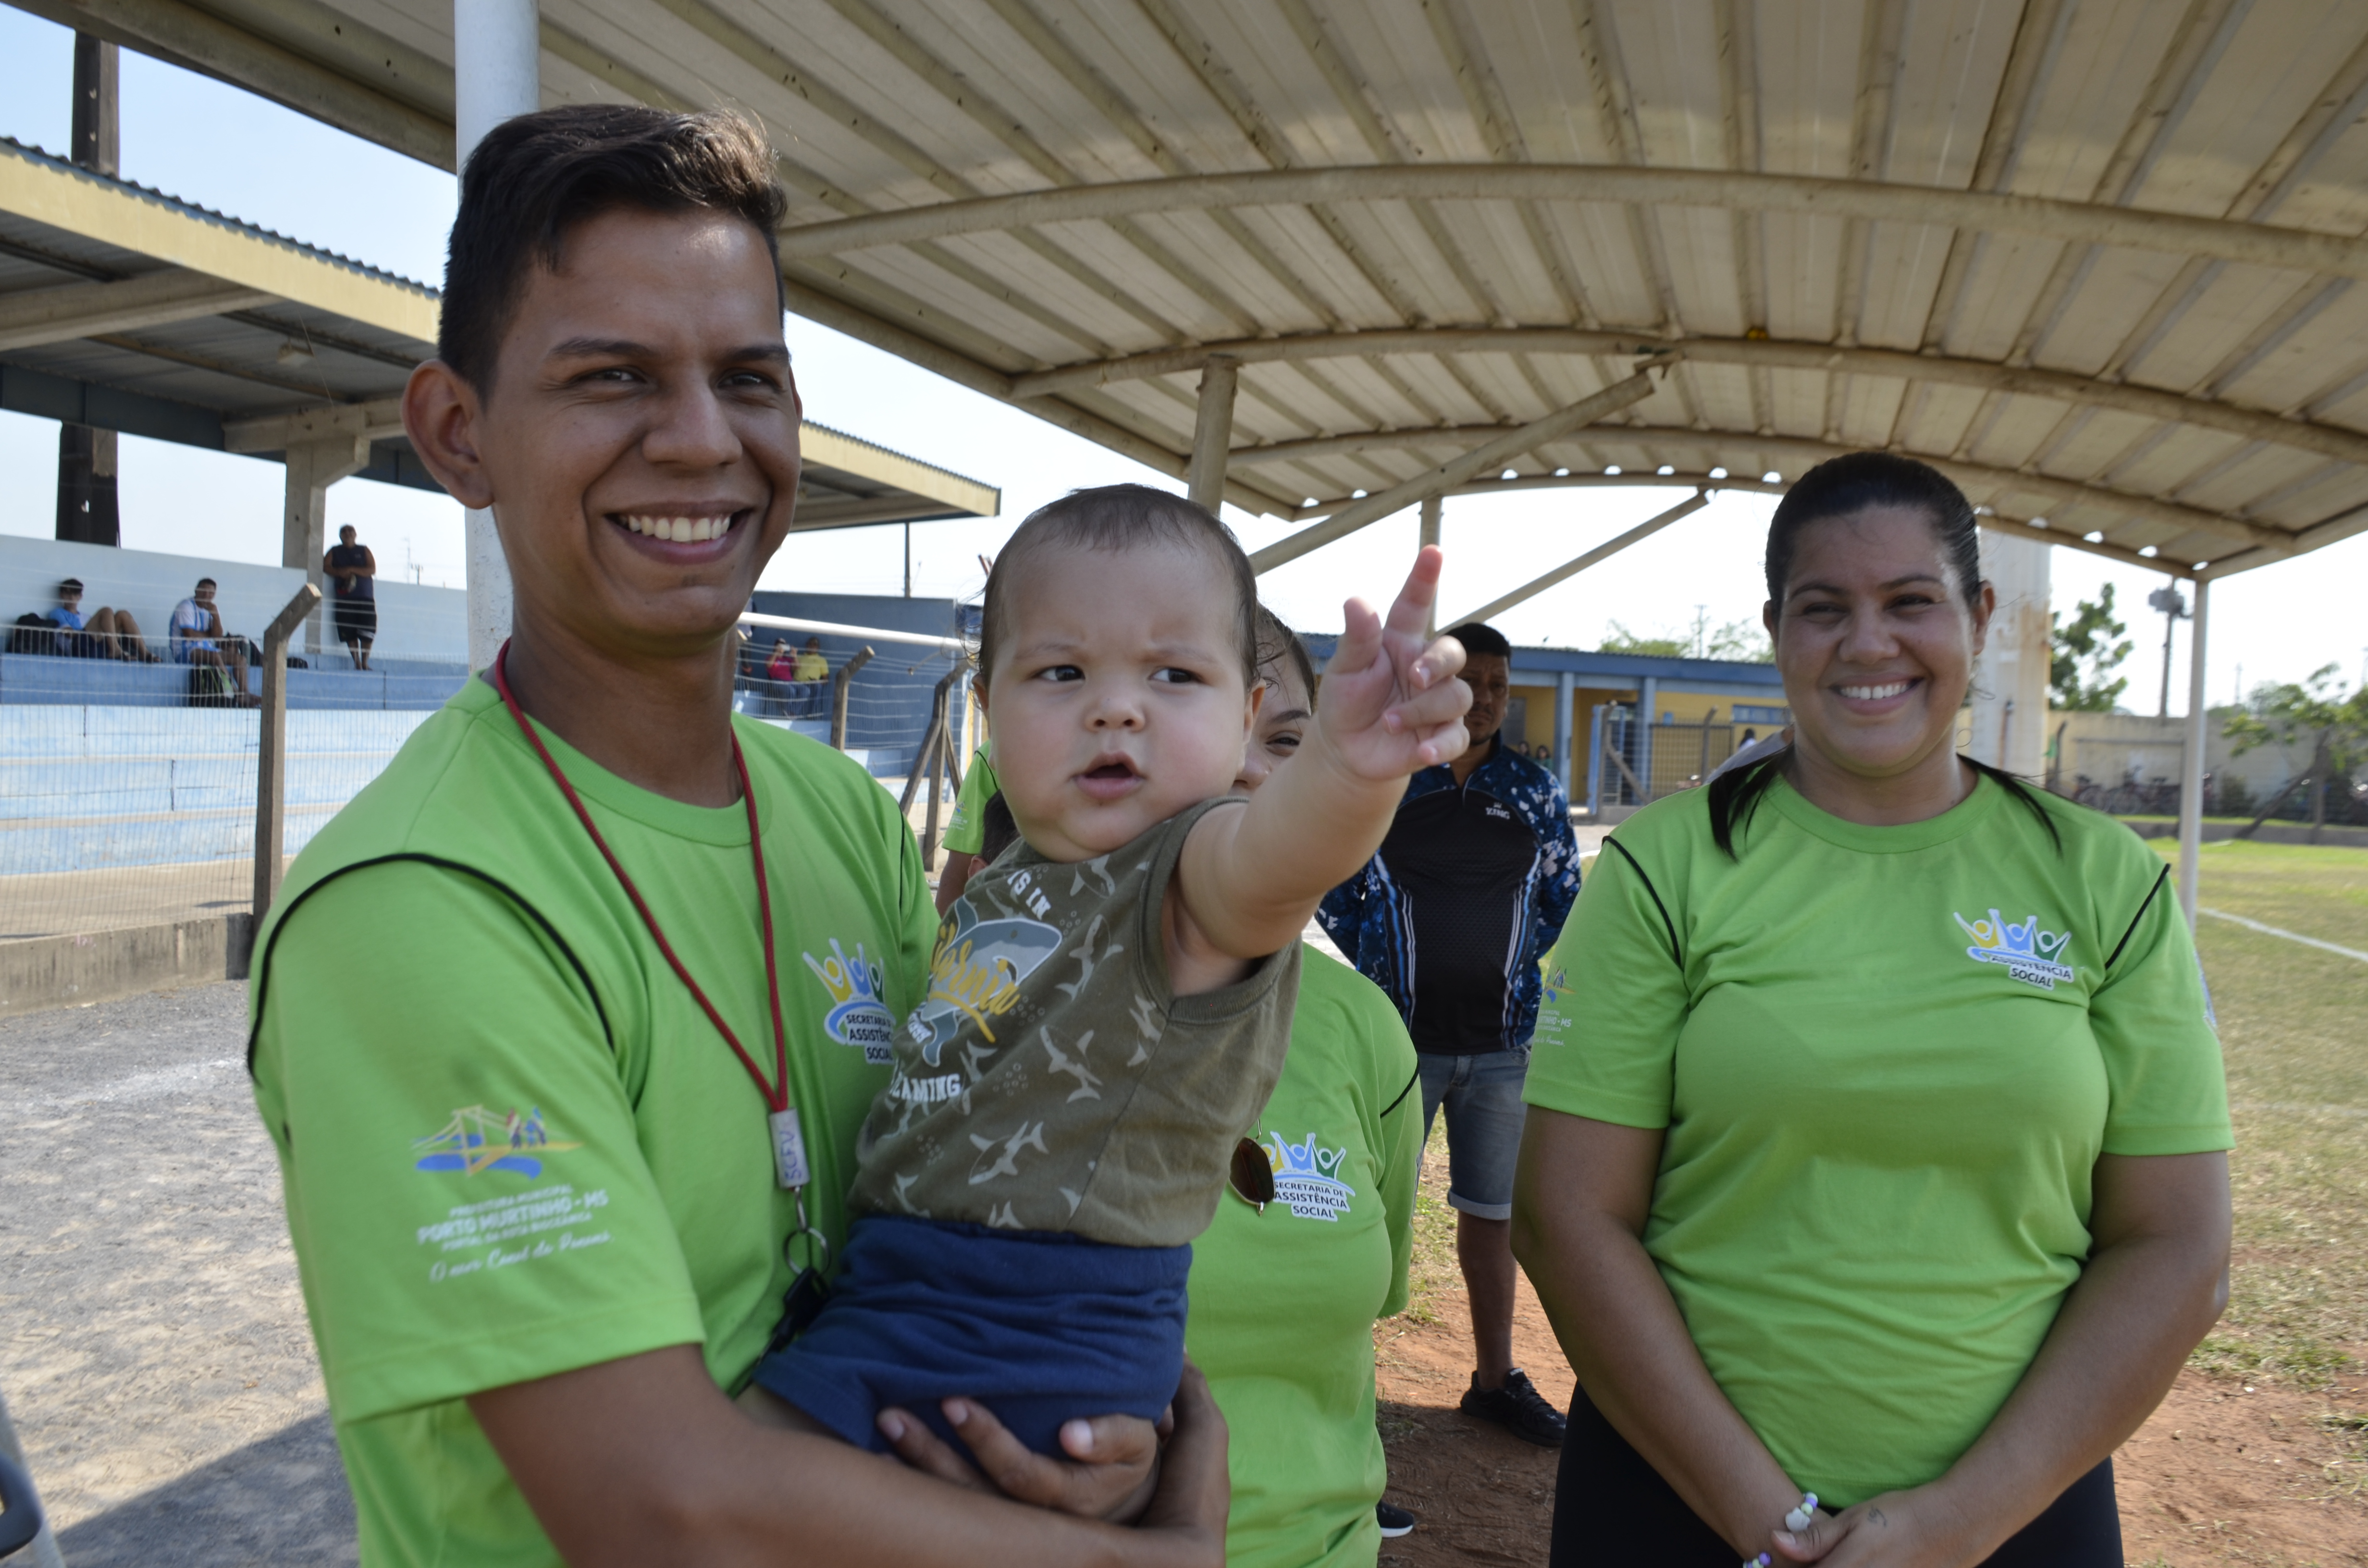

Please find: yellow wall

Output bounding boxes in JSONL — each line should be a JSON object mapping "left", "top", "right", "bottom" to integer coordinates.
{"left": 1509, "top": 684, "right": 1790, "bottom": 783}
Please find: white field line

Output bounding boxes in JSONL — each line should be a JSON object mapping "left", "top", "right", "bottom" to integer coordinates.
{"left": 2198, "top": 906, "right": 2368, "bottom": 966}
{"left": 20, "top": 1055, "right": 240, "bottom": 1115}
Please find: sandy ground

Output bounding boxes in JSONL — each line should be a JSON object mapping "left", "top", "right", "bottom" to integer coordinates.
{"left": 7, "top": 976, "right": 2365, "bottom": 1567}
{"left": 1370, "top": 1270, "right": 2368, "bottom": 1567}
{"left": 0, "top": 982, "right": 354, "bottom": 1568}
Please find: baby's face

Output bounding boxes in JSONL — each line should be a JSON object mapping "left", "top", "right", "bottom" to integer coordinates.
{"left": 983, "top": 542, "right": 1259, "bottom": 861}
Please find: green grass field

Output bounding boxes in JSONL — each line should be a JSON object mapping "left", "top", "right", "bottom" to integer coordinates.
{"left": 2164, "top": 842, "right": 2368, "bottom": 1396}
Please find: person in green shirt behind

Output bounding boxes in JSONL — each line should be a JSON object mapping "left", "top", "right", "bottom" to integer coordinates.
{"left": 1186, "top": 610, "right": 1423, "bottom": 1568}
{"left": 247, "top": 102, "right": 1225, "bottom": 1568}
{"left": 935, "top": 745, "right": 999, "bottom": 914}
{"left": 1512, "top": 452, "right": 2232, "bottom": 1568}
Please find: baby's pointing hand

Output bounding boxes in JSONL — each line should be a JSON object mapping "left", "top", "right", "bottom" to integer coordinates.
{"left": 1316, "top": 546, "right": 1471, "bottom": 782}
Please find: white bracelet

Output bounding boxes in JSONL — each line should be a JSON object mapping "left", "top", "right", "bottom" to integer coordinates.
{"left": 1783, "top": 1493, "right": 1820, "bottom": 1533}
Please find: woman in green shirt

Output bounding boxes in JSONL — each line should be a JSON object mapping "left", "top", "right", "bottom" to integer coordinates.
{"left": 1184, "top": 611, "right": 1424, "bottom": 1568}
{"left": 1513, "top": 452, "right": 2231, "bottom": 1568}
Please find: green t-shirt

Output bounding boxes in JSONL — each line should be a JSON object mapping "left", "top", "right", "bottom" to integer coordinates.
{"left": 1524, "top": 773, "right": 2229, "bottom": 1505}
{"left": 1185, "top": 947, "right": 1421, "bottom": 1568}
{"left": 248, "top": 678, "right": 934, "bottom": 1567}
{"left": 942, "top": 748, "right": 999, "bottom": 856}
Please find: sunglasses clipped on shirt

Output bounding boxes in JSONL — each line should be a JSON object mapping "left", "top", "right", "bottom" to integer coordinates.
{"left": 1228, "top": 1137, "right": 1276, "bottom": 1213}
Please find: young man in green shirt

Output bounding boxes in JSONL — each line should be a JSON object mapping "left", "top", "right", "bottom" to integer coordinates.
{"left": 248, "top": 103, "right": 1225, "bottom": 1568}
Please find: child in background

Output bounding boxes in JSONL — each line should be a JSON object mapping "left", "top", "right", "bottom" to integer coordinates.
{"left": 748, "top": 484, "right": 1469, "bottom": 1472}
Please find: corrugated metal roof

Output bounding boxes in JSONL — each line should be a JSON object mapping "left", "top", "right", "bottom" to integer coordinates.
{"left": 49, "top": 0, "right": 2368, "bottom": 577}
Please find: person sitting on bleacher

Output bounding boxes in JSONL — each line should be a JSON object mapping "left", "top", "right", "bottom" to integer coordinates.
{"left": 17, "top": 577, "right": 158, "bottom": 660}
{"left": 169, "top": 577, "right": 260, "bottom": 707}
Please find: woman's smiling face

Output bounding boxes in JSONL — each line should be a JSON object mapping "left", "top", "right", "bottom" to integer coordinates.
{"left": 1767, "top": 504, "right": 1994, "bottom": 785}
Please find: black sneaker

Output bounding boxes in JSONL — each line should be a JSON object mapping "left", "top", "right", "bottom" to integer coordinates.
{"left": 1376, "top": 1502, "right": 1417, "bottom": 1538}
{"left": 1459, "top": 1367, "right": 1566, "bottom": 1448}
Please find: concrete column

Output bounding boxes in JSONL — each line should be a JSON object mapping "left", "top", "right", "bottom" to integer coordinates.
{"left": 1554, "top": 671, "right": 1575, "bottom": 795}
{"left": 1969, "top": 532, "right": 2051, "bottom": 775}
{"left": 1184, "top": 355, "right": 1238, "bottom": 515}
{"left": 456, "top": 0, "right": 539, "bottom": 671}
{"left": 2178, "top": 579, "right": 2210, "bottom": 926}
{"left": 283, "top": 435, "right": 372, "bottom": 654}
{"left": 1418, "top": 493, "right": 1441, "bottom": 636}
{"left": 1639, "top": 675, "right": 1658, "bottom": 799}
{"left": 56, "top": 33, "right": 121, "bottom": 548}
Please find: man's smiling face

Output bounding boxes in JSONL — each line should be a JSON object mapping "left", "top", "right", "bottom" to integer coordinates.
{"left": 469, "top": 206, "right": 802, "bottom": 658}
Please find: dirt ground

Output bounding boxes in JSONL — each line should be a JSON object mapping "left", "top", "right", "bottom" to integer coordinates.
{"left": 1369, "top": 1273, "right": 2368, "bottom": 1567}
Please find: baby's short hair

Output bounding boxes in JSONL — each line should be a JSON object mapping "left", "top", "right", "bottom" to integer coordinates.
{"left": 975, "top": 484, "right": 1258, "bottom": 692}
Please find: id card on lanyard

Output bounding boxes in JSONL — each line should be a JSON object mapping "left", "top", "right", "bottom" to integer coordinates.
{"left": 492, "top": 646, "right": 833, "bottom": 1334}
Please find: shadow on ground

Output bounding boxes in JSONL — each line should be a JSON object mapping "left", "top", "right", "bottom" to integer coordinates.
{"left": 52, "top": 1413, "right": 354, "bottom": 1568}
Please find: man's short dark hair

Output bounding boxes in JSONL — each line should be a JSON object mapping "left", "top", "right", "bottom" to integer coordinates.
{"left": 195, "top": 577, "right": 217, "bottom": 590}
{"left": 1443, "top": 622, "right": 1512, "bottom": 662}
{"left": 975, "top": 485, "right": 1258, "bottom": 693}
{"left": 440, "top": 104, "right": 788, "bottom": 395}
{"left": 340, "top": 525, "right": 358, "bottom": 539}
{"left": 58, "top": 578, "right": 82, "bottom": 595}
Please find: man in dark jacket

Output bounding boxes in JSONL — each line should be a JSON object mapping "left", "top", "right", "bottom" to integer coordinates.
{"left": 1320, "top": 621, "right": 1579, "bottom": 1446}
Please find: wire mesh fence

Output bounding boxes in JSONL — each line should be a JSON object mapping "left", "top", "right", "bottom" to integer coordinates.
{"left": 2, "top": 630, "right": 959, "bottom": 946}
{"left": 1590, "top": 710, "right": 1748, "bottom": 811}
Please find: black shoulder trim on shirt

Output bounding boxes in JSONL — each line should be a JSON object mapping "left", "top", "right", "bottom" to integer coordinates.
{"left": 1380, "top": 1066, "right": 1419, "bottom": 1119}
{"left": 244, "top": 853, "right": 616, "bottom": 1077}
{"left": 1604, "top": 837, "right": 1682, "bottom": 969}
{"left": 2105, "top": 862, "right": 2172, "bottom": 970}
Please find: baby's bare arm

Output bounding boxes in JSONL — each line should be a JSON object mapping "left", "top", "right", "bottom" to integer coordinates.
{"left": 1172, "top": 549, "right": 1469, "bottom": 968}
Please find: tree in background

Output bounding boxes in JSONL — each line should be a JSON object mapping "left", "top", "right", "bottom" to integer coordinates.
{"left": 2049, "top": 586, "right": 2134, "bottom": 711}
{"left": 1600, "top": 619, "right": 1772, "bottom": 662}
{"left": 2224, "top": 666, "right": 2368, "bottom": 838}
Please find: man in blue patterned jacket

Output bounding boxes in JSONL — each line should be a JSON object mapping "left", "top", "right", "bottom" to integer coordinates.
{"left": 1319, "top": 621, "right": 1579, "bottom": 1447}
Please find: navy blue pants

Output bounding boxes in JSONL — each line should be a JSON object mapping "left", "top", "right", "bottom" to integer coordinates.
{"left": 1551, "top": 1384, "right": 2124, "bottom": 1567}
{"left": 751, "top": 1214, "right": 1190, "bottom": 1457}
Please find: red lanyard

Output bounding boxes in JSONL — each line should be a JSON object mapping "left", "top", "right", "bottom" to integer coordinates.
{"left": 491, "top": 643, "right": 793, "bottom": 1125}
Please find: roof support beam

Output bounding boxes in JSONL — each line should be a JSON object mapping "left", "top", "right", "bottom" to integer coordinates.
{"left": 0, "top": 269, "right": 272, "bottom": 350}
{"left": 772, "top": 164, "right": 2368, "bottom": 283}
{"left": 1449, "top": 492, "right": 1712, "bottom": 626}
{"left": 1185, "top": 357, "right": 1239, "bottom": 514}
{"left": 1240, "top": 425, "right": 2283, "bottom": 556}
{"left": 224, "top": 398, "right": 407, "bottom": 456}
{"left": 777, "top": 273, "right": 1296, "bottom": 518}
{"left": 2198, "top": 498, "right": 2368, "bottom": 579}
{"left": 1012, "top": 329, "right": 2368, "bottom": 473}
{"left": 7, "top": 0, "right": 455, "bottom": 170}
{"left": 1246, "top": 372, "right": 1656, "bottom": 574}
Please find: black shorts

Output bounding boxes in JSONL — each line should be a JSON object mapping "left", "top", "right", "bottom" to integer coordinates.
{"left": 333, "top": 597, "right": 377, "bottom": 643}
{"left": 1550, "top": 1384, "right": 2123, "bottom": 1568}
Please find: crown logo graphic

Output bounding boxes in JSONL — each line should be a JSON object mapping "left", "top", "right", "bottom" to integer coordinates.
{"left": 1953, "top": 909, "right": 2071, "bottom": 960}
{"left": 804, "top": 939, "right": 884, "bottom": 1007}
{"left": 1952, "top": 907, "right": 2076, "bottom": 989}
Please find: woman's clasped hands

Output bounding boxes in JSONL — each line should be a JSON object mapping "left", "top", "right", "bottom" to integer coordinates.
{"left": 1745, "top": 1483, "right": 1996, "bottom": 1568}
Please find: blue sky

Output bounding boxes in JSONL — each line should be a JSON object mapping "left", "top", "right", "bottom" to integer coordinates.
{"left": 0, "top": 5, "right": 2359, "bottom": 706}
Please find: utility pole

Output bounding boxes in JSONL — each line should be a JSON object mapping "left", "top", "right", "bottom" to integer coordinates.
{"left": 1693, "top": 604, "right": 1707, "bottom": 659}
{"left": 2147, "top": 585, "right": 2188, "bottom": 719}
{"left": 56, "top": 33, "right": 121, "bottom": 546}
{"left": 903, "top": 521, "right": 913, "bottom": 597}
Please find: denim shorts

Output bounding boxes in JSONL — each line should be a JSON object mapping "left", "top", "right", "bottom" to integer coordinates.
{"left": 1417, "top": 1047, "right": 1530, "bottom": 1221}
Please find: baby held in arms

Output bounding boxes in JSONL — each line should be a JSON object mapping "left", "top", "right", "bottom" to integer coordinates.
{"left": 744, "top": 484, "right": 1470, "bottom": 1486}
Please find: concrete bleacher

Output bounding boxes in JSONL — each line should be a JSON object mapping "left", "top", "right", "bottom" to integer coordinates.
{"left": 0, "top": 648, "right": 469, "bottom": 709}
{"left": 3, "top": 533, "right": 467, "bottom": 665}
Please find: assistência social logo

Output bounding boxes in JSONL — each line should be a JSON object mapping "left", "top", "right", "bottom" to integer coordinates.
{"left": 1953, "top": 908, "right": 2075, "bottom": 990}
